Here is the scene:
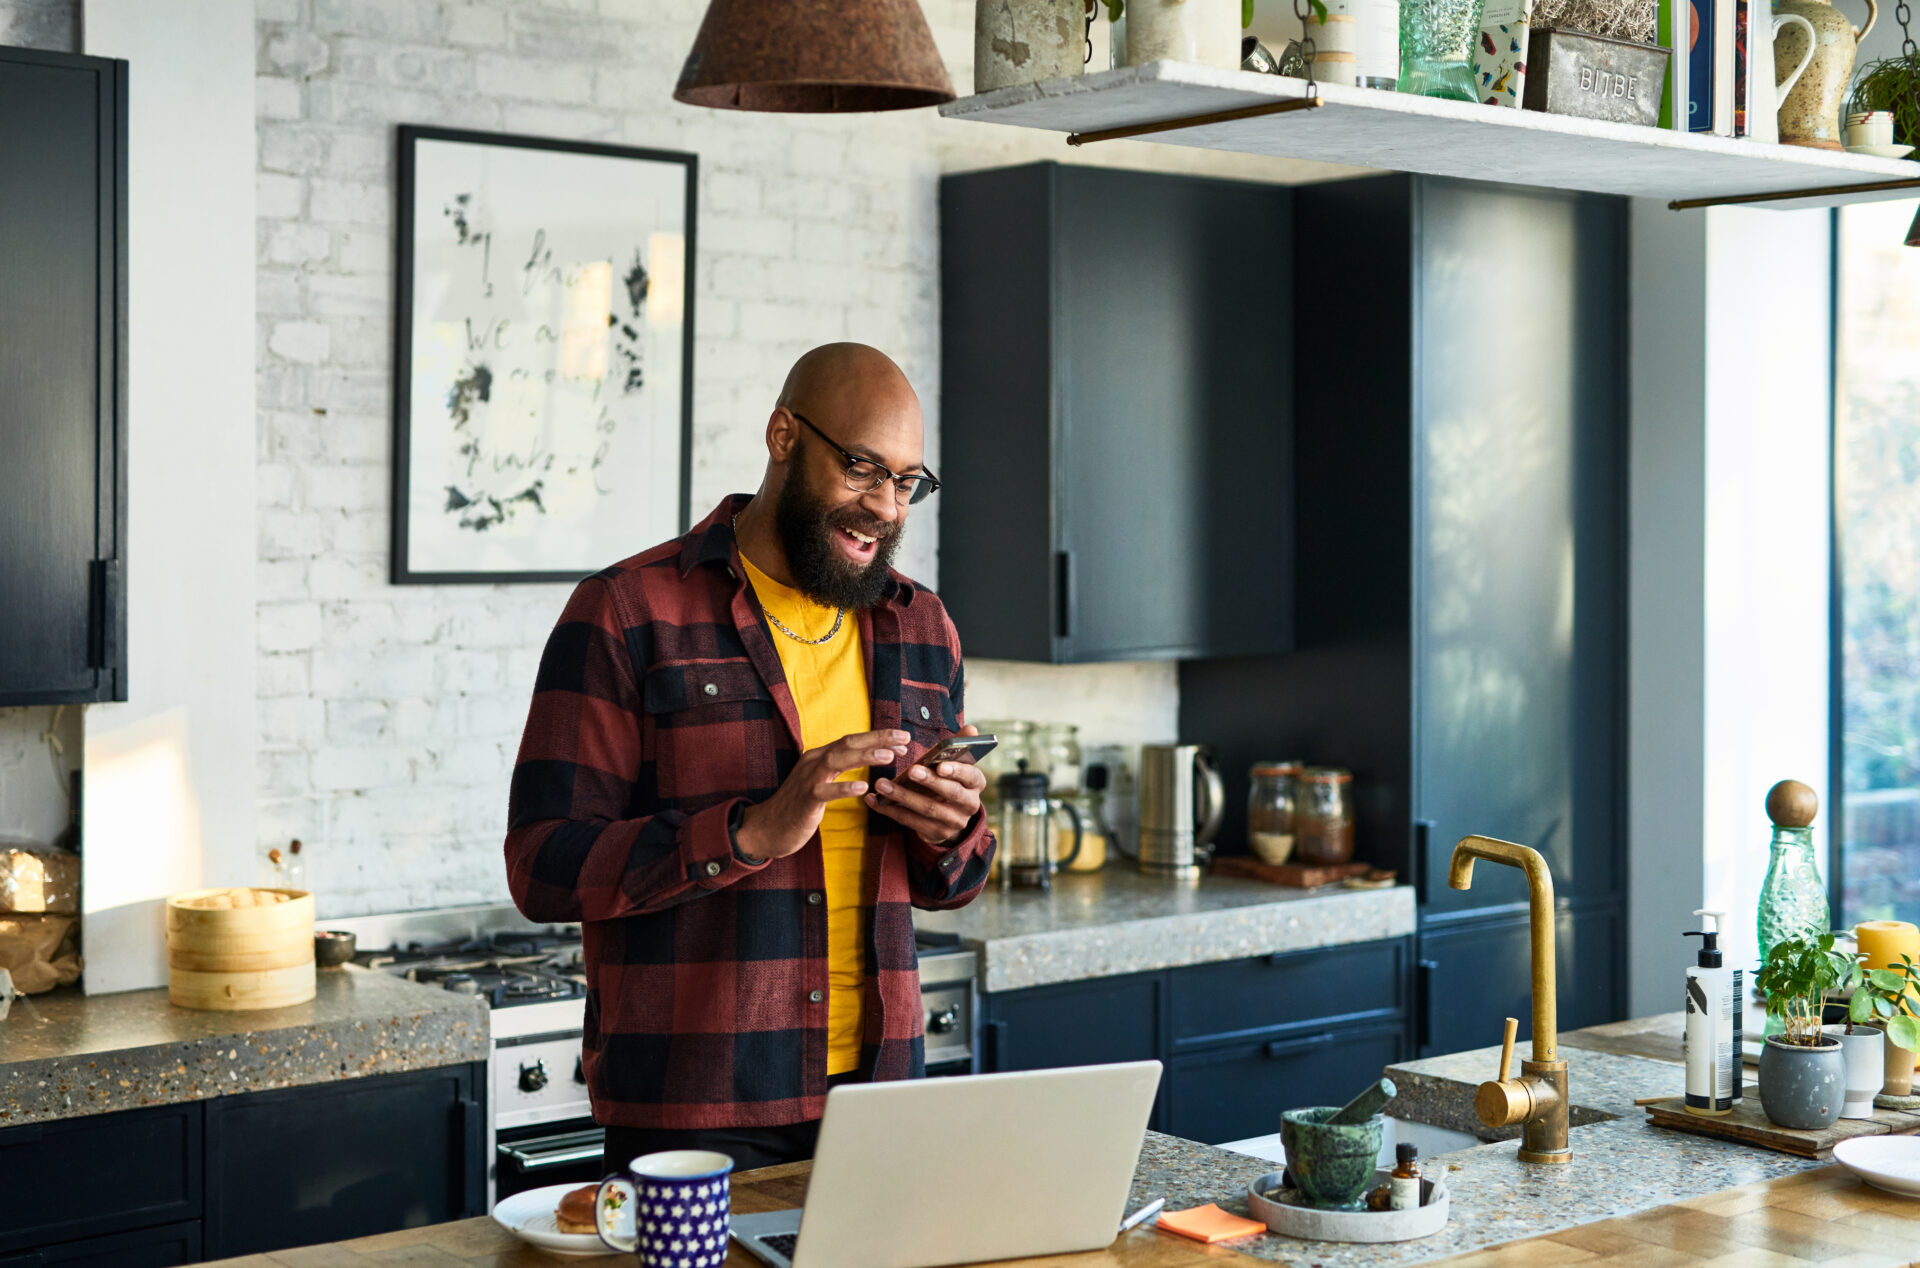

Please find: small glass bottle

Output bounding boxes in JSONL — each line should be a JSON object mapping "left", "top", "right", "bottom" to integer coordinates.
{"left": 1247, "top": 761, "right": 1302, "bottom": 866}
{"left": 1295, "top": 768, "right": 1356, "bottom": 864}
{"left": 1389, "top": 1142, "right": 1421, "bottom": 1210}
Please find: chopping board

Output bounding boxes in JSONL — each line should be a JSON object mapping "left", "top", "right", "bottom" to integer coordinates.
{"left": 1211, "top": 856, "right": 1372, "bottom": 889}
{"left": 1642, "top": 1094, "right": 1920, "bottom": 1156}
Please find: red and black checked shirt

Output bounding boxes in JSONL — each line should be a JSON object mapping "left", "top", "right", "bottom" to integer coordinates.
{"left": 504, "top": 494, "right": 996, "bottom": 1130}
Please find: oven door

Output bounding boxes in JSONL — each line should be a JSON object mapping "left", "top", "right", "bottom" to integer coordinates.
{"left": 494, "top": 1117, "right": 606, "bottom": 1199}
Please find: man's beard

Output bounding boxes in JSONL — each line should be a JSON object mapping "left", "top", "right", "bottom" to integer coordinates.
{"left": 774, "top": 470, "right": 902, "bottom": 610}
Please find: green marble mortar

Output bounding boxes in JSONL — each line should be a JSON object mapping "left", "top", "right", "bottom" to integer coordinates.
{"left": 1280, "top": 1107, "right": 1385, "bottom": 1210}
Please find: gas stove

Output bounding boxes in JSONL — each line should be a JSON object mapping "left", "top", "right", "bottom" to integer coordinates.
{"left": 353, "top": 929, "right": 587, "bottom": 1009}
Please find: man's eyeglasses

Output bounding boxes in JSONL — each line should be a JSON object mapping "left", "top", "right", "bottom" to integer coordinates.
{"left": 791, "top": 411, "right": 940, "bottom": 506}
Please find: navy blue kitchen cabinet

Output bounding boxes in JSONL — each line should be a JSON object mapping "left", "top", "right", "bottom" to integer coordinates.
{"left": 937, "top": 162, "right": 1295, "bottom": 663}
{"left": 0, "top": 46, "right": 128, "bottom": 705}
{"left": 979, "top": 938, "right": 1413, "bottom": 1143}
{"left": 1180, "top": 174, "right": 1628, "bottom": 1057}
{"left": 0, "top": 1063, "right": 485, "bottom": 1264}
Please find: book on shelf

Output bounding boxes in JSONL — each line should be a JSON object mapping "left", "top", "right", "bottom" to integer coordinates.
{"left": 1713, "top": 0, "right": 1735, "bottom": 134}
{"left": 1474, "top": 0, "right": 1535, "bottom": 108}
{"left": 1733, "top": 0, "right": 1754, "bottom": 134}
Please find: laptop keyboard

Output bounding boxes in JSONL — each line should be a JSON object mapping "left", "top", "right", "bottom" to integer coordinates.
{"left": 759, "top": 1232, "right": 800, "bottom": 1259}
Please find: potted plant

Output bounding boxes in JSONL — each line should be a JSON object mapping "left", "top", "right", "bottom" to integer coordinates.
{"left": 1848, "top": 54, "right": 1920, "bottom": 149}
{"left": 1103, "top": 0, "right": 1283, "bottom": 70}
{"left": 1754, "top": 932, "right": 1849, "bottom": 1130}
{"left": 1823, "top": 950, "right": 1883, "bottom": 1119}
{"left": 1847, "top": 952, "right": 1920, "bottom": 1098}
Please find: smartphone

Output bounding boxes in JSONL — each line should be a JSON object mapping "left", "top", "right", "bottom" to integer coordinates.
{"left": 918, "top": 734, "right": 998, "bottom": 767}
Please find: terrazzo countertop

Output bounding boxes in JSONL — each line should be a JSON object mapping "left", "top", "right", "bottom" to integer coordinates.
{"left": 913, "top": 869, "right": 1417, "bottom": 991}
{"left": 1114, "top": 1041, "right": 1828, "bottom": 1265}
{"left": 0, "top": 966, "right": 487, "bottom": 1127}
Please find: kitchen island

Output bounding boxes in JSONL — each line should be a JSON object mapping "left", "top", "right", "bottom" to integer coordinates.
{"left": 198, "top": 1016, "right": 1920, "bottom": 1267}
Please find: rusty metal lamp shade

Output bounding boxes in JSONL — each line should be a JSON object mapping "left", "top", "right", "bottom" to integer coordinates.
{"left": 675, "top": 0, "right": 956, "bottom": 112}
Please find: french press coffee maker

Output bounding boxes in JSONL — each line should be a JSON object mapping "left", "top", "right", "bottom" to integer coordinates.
{"left": 996, "top": 761, "right": 1081, "bottom": 891}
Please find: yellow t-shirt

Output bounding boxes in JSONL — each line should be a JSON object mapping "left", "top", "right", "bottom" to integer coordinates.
{"left": 738, "top": 552, "right": 872, "bottom": 1077}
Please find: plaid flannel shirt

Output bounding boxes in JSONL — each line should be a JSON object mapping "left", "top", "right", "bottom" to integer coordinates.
{"left": 504, "top": 494, "right": 996, "bottom": 1130}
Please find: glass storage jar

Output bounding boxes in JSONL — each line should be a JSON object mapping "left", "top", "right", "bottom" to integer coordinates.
{"left": 1037, "top": 722, "right": 1083, "bottom": 794}
{"left": 1295, "top": 767, "right": 1356, "bottom": 864}
{"left": 1247, "top": 761, "right": 1303, "bottom": 866}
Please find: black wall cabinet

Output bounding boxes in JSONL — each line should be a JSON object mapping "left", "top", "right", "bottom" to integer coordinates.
{"left": 938, "top": 163, "right": 1294, "bottom": 663}
{"left": 979, "top": 938, "right": 1412, "bottom": 1144}
{"left": 0, "top": 46, "right": 128, "bottom": 705}
{"left": 1180, "top": 175, "right": 1628, "bottom": 1057}
{"left": 0, "top": 1065, "right": 485, "bottom": 1265}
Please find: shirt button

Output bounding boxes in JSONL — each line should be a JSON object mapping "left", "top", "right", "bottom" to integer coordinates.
{"left": 704, "top": 860, "right": 722, "bottom": 876}
{"left": 808, "top": 892, "right": 823, "bottom": 905}
{"left": 808, "top": 989, "right": 824, "bottom": 1003}
{"left": 919, "top": 705, "right": 931, "bottom": 720}
{"left": 703, "top": 682, "right": 719, "bottom": 697}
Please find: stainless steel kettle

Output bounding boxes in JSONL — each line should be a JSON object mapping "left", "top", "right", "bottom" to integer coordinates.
{"left": 1137, "top": 744, "right": 1223, "bottom": 881}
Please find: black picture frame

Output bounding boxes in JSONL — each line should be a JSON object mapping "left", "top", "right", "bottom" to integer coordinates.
{"left": 391, "top": 125, "right": 696, "bottom": 585}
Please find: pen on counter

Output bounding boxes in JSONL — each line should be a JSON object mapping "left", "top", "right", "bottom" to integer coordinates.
{"left": 1118, "top": 1197, "right": 1166, "bottom": 1234}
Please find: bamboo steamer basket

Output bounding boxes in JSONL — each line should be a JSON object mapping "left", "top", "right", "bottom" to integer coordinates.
{"left": 166, "top": 887, "right": 315, "bottom": 1010}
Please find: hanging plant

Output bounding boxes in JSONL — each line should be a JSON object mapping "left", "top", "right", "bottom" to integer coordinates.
{"left": 1103, "top": 0, "right": 1329, "bottom": 29}
{"left": 1850, "top": 53, "right": 1920, "bottom": 148}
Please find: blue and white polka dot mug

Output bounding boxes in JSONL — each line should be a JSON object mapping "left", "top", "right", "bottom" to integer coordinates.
{"left": 595, "top": 1149, "right": 733, "bottom": 1267}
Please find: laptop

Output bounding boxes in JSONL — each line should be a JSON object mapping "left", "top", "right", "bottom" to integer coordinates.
{"left": 730, "top": 1060, "right": 1163, "bottom": 1268}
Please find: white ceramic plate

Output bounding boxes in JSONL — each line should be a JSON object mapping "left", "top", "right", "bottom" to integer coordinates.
{"left": 1833, "top": 1136, "right": 1920, "bottom": 1197}
{"left": 1844, "top": 143, "right": 1916, "bottom": 159}
{"left": 492, "top": 1183, "right": 630, "bottom": 1257}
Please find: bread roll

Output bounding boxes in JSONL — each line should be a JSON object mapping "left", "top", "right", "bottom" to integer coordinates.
{"left": 555, "top": 1184, "right": 598, "bottom": 1235}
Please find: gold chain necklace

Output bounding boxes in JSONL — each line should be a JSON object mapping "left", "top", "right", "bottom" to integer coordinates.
{"left": 732, "top": 512, "right": 846, "bottom": 645}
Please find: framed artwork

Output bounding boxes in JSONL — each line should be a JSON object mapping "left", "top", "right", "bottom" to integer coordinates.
{"left": 392, "top": 126, "right": 696, "bottom": 584}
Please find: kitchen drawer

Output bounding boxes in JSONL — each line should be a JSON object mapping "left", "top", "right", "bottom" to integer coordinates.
{"left": 1166, "top": 1021, "right": 1406, "bottom": 1146}
{"left": 1171, "top": 939, "right": 1407, "bottom": 1048}
{"left": 0, "top": 1104, "right": 201, "bottom": 1254}
{"left": 0, "top": 1222, "right": 201, "bottom": 1268}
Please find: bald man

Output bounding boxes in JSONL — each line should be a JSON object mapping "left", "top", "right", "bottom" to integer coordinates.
{"left": 504, "top": 343, "right": 996, "bottom": 1174}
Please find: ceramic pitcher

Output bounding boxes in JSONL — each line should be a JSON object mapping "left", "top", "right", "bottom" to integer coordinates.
{"left": 1748, "top": 6, "right": 1816, "bottom": 142}
{"left": 1773, "top": 0, "right": 1877, "bottom": 148}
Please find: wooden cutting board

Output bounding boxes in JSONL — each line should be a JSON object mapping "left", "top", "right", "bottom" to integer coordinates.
{"left": 1642, "top": 1093, "right": 1920, "bottom": 1156}
{"left": 1211, "top": 856, "right": 1372, "bottom": 888}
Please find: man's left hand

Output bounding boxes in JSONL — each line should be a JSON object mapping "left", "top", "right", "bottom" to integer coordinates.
{"left": 865, "top": 723, "right": 989, "bottom": 847}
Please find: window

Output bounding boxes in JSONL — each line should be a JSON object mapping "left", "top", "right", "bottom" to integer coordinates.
{"left": 1835, "top": 199, "right": 1920, "bottom": 927}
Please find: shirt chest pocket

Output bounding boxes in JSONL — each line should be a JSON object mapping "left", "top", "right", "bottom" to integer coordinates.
{"left": 641, "top": 659, "right": 783, "bottom": 805}
{"left": 898, "top": 680, "right": 960, "bottom": 750}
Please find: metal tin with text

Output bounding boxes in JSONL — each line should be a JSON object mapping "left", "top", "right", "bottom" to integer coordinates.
{"left": 1521, "top": 28, "right": 1670, "bottom": 127}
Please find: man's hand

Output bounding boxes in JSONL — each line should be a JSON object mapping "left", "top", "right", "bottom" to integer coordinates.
{"left": 865, "top": 724, "right": 989, "bottom": 847}
{"left": 734, "top": 729, "right": 912, "bottom": 862}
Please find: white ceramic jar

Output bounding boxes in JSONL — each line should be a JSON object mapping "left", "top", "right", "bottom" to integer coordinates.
{"left": 975, "top": 0, "right": 1091, "bottom": 91}
{"left": 1124, "top": 0, "right": 1241, "bottom": 68}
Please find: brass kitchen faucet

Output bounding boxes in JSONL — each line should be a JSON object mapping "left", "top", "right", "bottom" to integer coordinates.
{"left": 1449, "top": 835, "right": 1572, "bottom": 1164}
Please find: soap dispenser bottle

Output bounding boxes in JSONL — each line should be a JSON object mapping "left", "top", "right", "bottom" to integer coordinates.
{"left": 1683, "top": 910, "right": 1743, "bottom": 1116}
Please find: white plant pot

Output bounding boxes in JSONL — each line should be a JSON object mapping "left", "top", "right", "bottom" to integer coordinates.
{"left": 1825, "top": 1023, "right": 1887, "bottom": 1119}
{"left": 975, "top": 0, "right": 1090, "bottom": 92}
{"left": 1124, "top": 0, "right": 1241, "bottom": 69}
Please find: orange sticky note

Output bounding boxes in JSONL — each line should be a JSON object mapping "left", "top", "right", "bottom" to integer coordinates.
{"left": 1155, "top": 1203, "right": 1267, "bottom": 1243}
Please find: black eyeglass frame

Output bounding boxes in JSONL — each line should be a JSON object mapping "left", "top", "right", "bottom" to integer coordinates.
{"left": 789, "top": 410, "right": 941, "bottom": 505}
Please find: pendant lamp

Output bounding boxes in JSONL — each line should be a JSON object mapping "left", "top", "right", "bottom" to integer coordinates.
{"left": 675, "top": 0, "right": 956, "bottom": 112}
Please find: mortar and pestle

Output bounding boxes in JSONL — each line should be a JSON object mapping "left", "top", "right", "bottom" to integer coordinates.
{"left": 1278, "top": 1077, "right": 1397, "bottom": 1210}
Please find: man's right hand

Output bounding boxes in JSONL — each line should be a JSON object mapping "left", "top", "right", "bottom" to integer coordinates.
{"left": 733, "top": 729, "right": 912, "bottom": 862}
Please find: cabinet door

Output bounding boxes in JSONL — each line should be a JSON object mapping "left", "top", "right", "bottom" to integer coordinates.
{"left": 1418, "top": 901, "right": 1624, "bottom": 1056}
{"left": 1167, "top": 1022, "right": 1405, "bottom": 1145}
{"left": 0, "top": 1105, "right": 200, "bottom": 1255}
{"left": 982, "top": 972, "right": 1163, "bottom": 1074}
{"left": 1412, "top": 178, "right": 1624, "bottom": 916}
{"left": 0, "top": 1223, "right": 201, "bottom": 1268}
{"left": 203, "top": 1065, "right": 484, "bottom": 1259}
{"left": 0, "top": 48, "right": 126, "bottom": 704}
{"left": 1053, "top": 166, "right": 1293, "bottom": 662}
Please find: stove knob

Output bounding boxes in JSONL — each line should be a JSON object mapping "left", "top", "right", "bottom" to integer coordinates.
{"left": 927, "top": 1007, "right": 958, "bottom": 1035}
{"left": 573, "top": 1056, "right": 586, "bottom": 1085}
{"left": 519, "top": 1059, "right": 549, "bottom": 1093}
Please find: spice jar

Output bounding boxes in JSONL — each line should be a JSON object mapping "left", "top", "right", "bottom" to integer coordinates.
{"left": 1295, "top": 767, "right": 1355, "bottom": 864}
{"left": 1247, "top": 761, "right": 1302, "bottom": 866}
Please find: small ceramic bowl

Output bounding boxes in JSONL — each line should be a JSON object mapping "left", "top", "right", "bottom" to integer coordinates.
{"left": 314, "top": 929, "right": 357, "bottom": 968}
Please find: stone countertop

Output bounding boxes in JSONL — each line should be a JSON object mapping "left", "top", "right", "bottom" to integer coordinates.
{"left": 0, "top": 966, "right": 488, "bottom": 1127}
{"left": 914, "top": 868, "right": 1417, "bottom": 991}
{"left": 1101, "top": 1040, "right": 1827, "bottom": 1266}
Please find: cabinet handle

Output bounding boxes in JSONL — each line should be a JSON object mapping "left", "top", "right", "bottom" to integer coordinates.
{"left": 1417, "top": 959, "right": 1439, "bottom": 1051}
{"left": 0, "top": 1123, "right": 44, "bottom": 1146}
{"left": 1262, "top": 1032, "right": 1336, "bottom": 1059}
{"left": 87, "top": 559, "right": 119, "bottom": 670}
{"left": 1413, "top": 820, "right": 1434, "bottom": 905}
{"left": 984, "top": 1018, "right": 1009, "bottom": 1072}
{"left": 1054, "top": 551, "right": 1073, "bottom": 640}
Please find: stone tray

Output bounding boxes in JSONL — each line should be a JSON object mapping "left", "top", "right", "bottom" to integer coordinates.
{"left": 1247, "top": 1169, "right": 1449, "bottom": 1243}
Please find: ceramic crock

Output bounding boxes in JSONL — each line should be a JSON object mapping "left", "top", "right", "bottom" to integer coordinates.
{"left": 1758, "top": 1035, "right": 1846, "bottom": 1130}
{"left": 975, "top": 0, "right": 1089, "bottom": 92}
{"left": 1773, "top": 0, "right": 1877, "bottom": 148}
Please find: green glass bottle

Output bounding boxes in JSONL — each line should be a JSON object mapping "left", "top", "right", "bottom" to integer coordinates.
{"left": 1756, "top": 780, "right": 1829, "bottom": 1035}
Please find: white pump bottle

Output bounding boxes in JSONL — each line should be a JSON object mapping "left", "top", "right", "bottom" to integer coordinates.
{"left": 1683, "top": 909, "right": 1743, "bottom": 1116}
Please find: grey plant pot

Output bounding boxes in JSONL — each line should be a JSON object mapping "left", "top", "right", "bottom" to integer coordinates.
{"left": 1758, "top": 1034, "right": 1846, "bottom": 1130}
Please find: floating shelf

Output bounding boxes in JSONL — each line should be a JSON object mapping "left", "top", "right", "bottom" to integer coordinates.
{"left": 939, "top": 60, "right": 1920, "bottom": 211}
